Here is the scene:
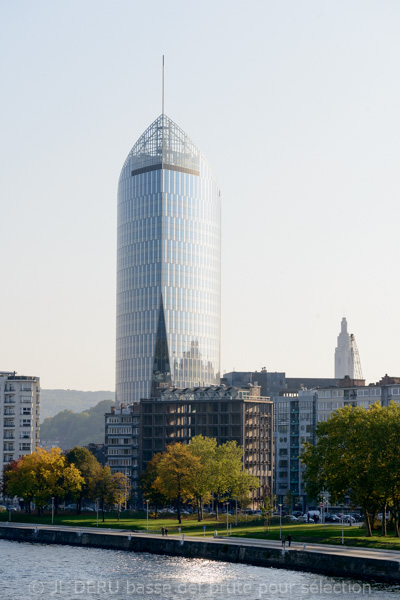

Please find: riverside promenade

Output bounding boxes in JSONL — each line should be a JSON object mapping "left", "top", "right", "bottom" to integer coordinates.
{"left": 1, "top": 522, "right": 399, "bottom": 583}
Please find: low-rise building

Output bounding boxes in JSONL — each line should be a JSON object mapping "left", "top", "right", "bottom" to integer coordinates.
{"left": 0, "top": 371, "right": 40, "bottom": 466}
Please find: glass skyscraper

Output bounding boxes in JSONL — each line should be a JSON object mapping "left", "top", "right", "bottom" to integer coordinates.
{"left": 116, "top": 115, "right": 221, "bottom": 404}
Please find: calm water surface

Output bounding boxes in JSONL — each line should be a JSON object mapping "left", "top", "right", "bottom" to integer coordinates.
{"left": 0, "top": 539, "right": 398, "bottom": 599}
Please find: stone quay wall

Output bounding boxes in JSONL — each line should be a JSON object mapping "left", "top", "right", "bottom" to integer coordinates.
{"left": 0, "top": 525, "right": 399, "bottom": 584}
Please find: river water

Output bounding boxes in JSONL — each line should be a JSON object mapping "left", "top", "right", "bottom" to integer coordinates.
{"left": 0, "top": 539, "right": 398, "bottom": 599}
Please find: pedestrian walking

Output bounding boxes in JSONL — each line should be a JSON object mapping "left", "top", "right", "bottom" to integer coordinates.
{"left": 161, "top": 527, "right": 165, "bottom": 536}
{"left": 281, "top": 535, "right": 286, "bottom": 548}
{"left": 287, "top": 534, "right": 292, "bottom": 547}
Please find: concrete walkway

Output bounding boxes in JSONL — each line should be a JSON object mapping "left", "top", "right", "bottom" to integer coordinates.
{"left": 2, "top": 522, "right": 399, "bottom": 563}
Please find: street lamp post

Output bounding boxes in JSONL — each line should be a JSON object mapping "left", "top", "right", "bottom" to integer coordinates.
{"left": 146, "top": 499, "right": 150, "bottom": 531}
{"left": 51, "top": 497, "right": 54, "bottom": 525}
{"left": 340, "top": 505, "right": 345, "bottom": 545}
{"left": 226, "top": 503, "right": 230, "bottom": 536}
{"left": 279, "top": 503, "right": 283, "bottom": 539}
{"left": 324, "top": 499, "right": 329, "bottom": 529}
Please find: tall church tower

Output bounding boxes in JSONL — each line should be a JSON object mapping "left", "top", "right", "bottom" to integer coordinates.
{"left": 334, "top": 317, "right": 353, "bottom": 379}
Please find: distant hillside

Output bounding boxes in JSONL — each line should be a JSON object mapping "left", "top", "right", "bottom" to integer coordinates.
{"left": 40, "top": 389, "right": 115, "bottom": 422}
{"left": 40, "top": 399, "right": 116, "bottom": 450}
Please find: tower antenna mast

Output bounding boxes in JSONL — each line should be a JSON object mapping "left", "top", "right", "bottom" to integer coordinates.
{"left": 162, "top": 55, "right": 165, "bottom": 115}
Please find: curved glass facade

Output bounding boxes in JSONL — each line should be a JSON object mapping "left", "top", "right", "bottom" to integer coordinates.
{"left": 116, "top": 115, "right": 221, "bottom": 403}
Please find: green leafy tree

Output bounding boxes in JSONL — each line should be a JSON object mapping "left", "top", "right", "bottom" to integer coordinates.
{"left": 40, "top": 400, "right": 115, "bottom": 449}
{"left": 188, "top": 436, "right": 217, "bottom": 521}
{"left": 261, "top": 496, "right": 275, "bottom": 531}
{"left": 90, "top": 465, "right": 119, "bottom": 522}
{"left": 153, "top": 443, "right": 201, "bottom": 524}
{"left": 139, "top": 453, "right": 167, "bottom": 513}
{"left": 211, "top": 441, "right": 257, "bottom": 520}
{"left": 65, "top": 446, "right": 102, "bottom": 513}
{"left": 301, "top": 403, "right": 400, "bottom": 537}
{"left": 285, "top": 489, "right": 293, "bottom": 514}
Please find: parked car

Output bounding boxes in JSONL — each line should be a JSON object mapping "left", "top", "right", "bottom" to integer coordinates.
{"left": 377, "top": 513, "right": 390, "bottom": 521}
{"left": 296, "top": 515, "right": 308, "bottom": 522}
{"left": 341, "top": 515, "right": 356, "bottom": 523}
{"left": 324, "top": 513, "right": 339, "bottom": 522}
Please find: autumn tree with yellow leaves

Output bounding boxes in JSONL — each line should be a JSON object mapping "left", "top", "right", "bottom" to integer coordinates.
{"left": 5, "top": 447, "right": 84, "bottom": 515}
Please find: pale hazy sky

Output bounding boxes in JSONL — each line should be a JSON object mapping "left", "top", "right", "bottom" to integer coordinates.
{"left": 1, "top": 1, "right": 399, "bottom": 390}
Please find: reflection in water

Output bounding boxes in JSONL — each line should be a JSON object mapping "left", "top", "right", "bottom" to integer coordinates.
{"left": 0, "top": 540, "right": 398, "bottom": 600}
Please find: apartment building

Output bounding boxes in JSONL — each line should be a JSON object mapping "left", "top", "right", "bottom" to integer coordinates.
{"left": 104, "top": 403, "right": 140, "bottom": 495}
{"left": 0, "top": 372, "right": 40, "bottom": 466}
{"left": 274, "top": 375, "right": 400, "bottom": 510}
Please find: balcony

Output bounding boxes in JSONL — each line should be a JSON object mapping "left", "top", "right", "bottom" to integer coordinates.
{"left": 4, "top": 398, "right": 15, "bottom": 404}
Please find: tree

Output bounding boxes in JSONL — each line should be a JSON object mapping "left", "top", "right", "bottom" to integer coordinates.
{"left": 187, "top": 436, "right": 216, "bottom": 521}
{"left": 285, "top": 489, "right": 293, "bottom": 514}
{"left": 6, "top": 447, "right": 84, "bottom": 515}
{"left": 111, "top": 472, "right": 131, "bottom": 520}
{"left": 1, "top": 460, "right": 22, "bottom": 500}
{"left": 139, "top": 453, "right": 167, "bottom": 513}
{"left": 65, "top": 447, "right": 102, "bottom": 514}
{"left": 90, "top": 466, "right": 115, "bottom": 522}
{"left": 301, "top": 403, "right": 400, "bottom": 537}
{"left": 40, "top": 400, "right": 115, "bottom": 449}
{"left": 153, "top": 443, "right": 201, "bottom": 524}
{"left": 230, "top": 468, "right": 260, "bottom": 521}
{"left": 211, "top": 441, "right": 258, "bottom": 520}
{"left": 261, "top": 496, "right": 275, "bottom": 531}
